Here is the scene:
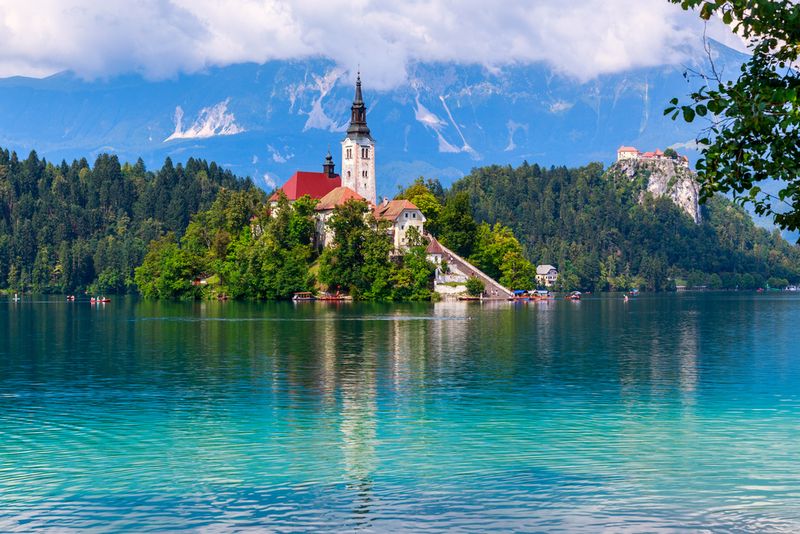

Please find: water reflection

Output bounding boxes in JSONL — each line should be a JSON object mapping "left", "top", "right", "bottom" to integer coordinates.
{"left": 1, "top": 294, "right": 800, "bottom": 531}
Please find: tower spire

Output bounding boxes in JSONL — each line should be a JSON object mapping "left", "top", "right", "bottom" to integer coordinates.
{"left": 346, "top": 71, "right": 371, "bottom": 140}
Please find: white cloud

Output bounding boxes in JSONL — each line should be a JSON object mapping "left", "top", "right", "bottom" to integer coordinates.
{"left": 0, "top": 0, "right": 737, "bottom": 87}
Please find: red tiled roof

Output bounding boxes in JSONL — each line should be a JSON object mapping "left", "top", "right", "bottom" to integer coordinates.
{"left": 315, "top": 186, "right": 366, "bottom": 211}
{"left": 426, "top": 236, "right": 444, "bottom": 255}
{"left": 618, "top": 146, "right": 638, "bottom": 153}
{"left": 374, "top": 199, "right": 420, "bottom": 221}
{"left": 269, "top": 171, "right": 340, "bottom": 201}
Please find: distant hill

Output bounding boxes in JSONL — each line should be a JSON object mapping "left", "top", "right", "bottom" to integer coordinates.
{"left": 451, "top": 160, "right": 800, "bottom": 290}
{"left": 0, "top": 148, "right": 256, "bottom": 293}
{"left": 0, "top": 42, "right": 747, "bottom": 200}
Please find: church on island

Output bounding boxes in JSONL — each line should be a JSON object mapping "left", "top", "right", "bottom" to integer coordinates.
{"left": 270, "top": 74, "right": 425, "bottom": 251}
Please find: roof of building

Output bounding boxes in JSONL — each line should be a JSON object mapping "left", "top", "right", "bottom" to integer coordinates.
{"left": 425, "top": 236, "right": 444, "bottom": 255}
{"left": 269, "top": 171, "right": 341, "bottom": 202}
{"left": 373, "top": 199, "right": 422, "bottom": 221}
{"left": 618, "top": 146, "right": 639, "bottom": 153}
{"left": 345, "top": 73, "right": 373, "bottom": 141}
{"left": 536, "top": 264, "right": 557, "bottom": 275}
{"left": 315, "top": 186, "right": 366, "bottom": 211}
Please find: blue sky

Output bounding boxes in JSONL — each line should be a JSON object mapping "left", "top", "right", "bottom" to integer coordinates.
{"left": 0, "top": 0, "right": 745, "bottom": 87}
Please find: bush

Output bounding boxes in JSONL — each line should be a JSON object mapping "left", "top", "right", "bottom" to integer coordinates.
{"left": 465, "top": 277, "right": 484, "bottom": 296}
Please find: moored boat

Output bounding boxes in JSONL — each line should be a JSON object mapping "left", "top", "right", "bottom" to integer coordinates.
{"left": 565, "top": 291, "right": 582, "bottom": 301}
{"left": 317, "top": 292, "right": 349, "bottom": 301}
{"left": 292, "top": 292, "right": 316, "bottom": 301}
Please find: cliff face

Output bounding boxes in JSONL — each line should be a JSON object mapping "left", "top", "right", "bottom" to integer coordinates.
{"left": 610, "top": 159, "right": 702, "bottom": 223}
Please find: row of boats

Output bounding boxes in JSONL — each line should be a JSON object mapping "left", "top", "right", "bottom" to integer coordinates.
{"left": 292, "top": 292, "right": 351, "bottom": 302}
{"left": 10, "top": 293, "right": 111, "bottom": 303}
{"left": 508, "top": 289, "right": 584, "bottom": 301}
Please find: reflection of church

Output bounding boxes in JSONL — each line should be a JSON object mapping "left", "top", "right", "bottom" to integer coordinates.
{"left": 270, "top": 74, "right": 425, "bottom": 251}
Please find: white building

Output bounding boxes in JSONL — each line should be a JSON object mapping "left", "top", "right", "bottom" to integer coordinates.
{"left": 373, "top": 199, "right": 426, "bottom": 251}
{"left": 536, "top": 265, "right": 559, "bottom": 287}
{"left": 617, "top": 146, "right": 640, "bottom": 161}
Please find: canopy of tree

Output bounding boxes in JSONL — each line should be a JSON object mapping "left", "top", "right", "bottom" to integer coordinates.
{"left": 135, "top": 192, "right": 436, "bottom": 301}
{"left": 666, "top": 0, "right": 800, "bottom": 231}
{"left": 0, "top": 148, "right": 253, "bottom": 293}
{"left": 446, "top": 161, "right": 800, "bottom": 291}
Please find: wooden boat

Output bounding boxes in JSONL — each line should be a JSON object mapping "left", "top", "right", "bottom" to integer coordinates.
{"left": 292, "top": 292, "right": 316, "bottom": 301}
{"left": 565, "top": 291, "right": 582, "bottom": 301}
{"left": 90, "top": 297, "right": 111, "bottom": 303}
{"left": 458, "top": 295, "right": 483, "bottom": 301}
{"left": 317, "top": 292, "right": 349, "bottom": 301}
{"left": 67, "top": 295, "right": 76, "bottom": 301}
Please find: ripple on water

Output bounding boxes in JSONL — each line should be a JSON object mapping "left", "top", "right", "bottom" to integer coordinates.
{"left": 2, "top": 295, "right": 800, "bottom": 531}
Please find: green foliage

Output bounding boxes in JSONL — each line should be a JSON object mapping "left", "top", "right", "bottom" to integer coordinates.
{"left": 666, "top": 0, "right": 800, "bottom": 231}
{"left": 767, "top": 277, "right": 789, "bottom": 289}
{"left": 663, "top": 148, "right": 679, "bottom": 159}
{"left": 464, "top": 222, "right": 537, "bottom": 289}
{"left": 0, "top": 148, "right": 253, "bottom": 293}
{"left": 465, "top": 277, "right": 485, "bottom": 297}
{"left": 438, "top": 191, "right": 478, "bottom": 257}
{"left": 136, "top": 190, "right": 315, "bottom": 300}
{"left": 396, "top": 177, "right": 444, "bottom": 234}
{"left": 448, "top": 161, "right": 800, "bottom": 291}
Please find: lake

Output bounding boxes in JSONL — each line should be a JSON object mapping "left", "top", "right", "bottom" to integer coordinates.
{"left": 1, "top": 293, "right": 799, "bottom": 532}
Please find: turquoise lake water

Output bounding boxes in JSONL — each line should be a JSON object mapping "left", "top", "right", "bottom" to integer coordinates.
{"left": 1, "top": 293, "right": 799, "bottom": 532}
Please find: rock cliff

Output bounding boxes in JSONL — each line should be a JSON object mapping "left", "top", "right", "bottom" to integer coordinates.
{"left": 609, "top": 158, "right": 702, "bottom": 223}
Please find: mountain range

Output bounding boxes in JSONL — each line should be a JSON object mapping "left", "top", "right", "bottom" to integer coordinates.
{"left": 0, "top": 40, "right": 745, "bottom": 199}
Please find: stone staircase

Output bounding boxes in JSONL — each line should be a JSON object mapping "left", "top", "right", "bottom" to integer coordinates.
{"left": 435, "top": 240, "right": 513, "bottom": 299}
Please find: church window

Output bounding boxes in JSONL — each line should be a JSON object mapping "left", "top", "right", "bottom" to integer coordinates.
{"left": 404, "top": 213, "right": 408, "bottom": 218}
{"left": 347, "top": 171, "right": 351, "bottom": 178}
{"left": 346, "top": 148, "right": 352, "bottom": 159}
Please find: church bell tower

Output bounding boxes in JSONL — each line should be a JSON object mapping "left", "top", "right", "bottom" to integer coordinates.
{"left": 341, "top": 72, "right": 376, "bottom": 204}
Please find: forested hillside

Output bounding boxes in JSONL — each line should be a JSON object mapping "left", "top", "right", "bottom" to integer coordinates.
{"left": 0, "top": 148, "right": 255, "bottom": 293}
{"left": 448, "top": 162, "right": 800, "bottom": 290}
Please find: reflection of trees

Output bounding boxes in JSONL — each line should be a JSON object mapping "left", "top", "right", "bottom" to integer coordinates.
{"left": 340, "top": 368, "right": 377, "bottom": 525}
{"left": 338, "top": 319, "right": 377, "bottom": 528}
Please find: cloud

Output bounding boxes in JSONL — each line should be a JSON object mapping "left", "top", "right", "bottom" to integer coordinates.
{"left": 0, "top": 0, "right": 737, "bottom": 87}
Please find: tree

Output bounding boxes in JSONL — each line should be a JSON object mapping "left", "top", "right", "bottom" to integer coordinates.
{"left": 438, "top": 192, "right": 478, "bottom": 257}
{"left": 666, "top": 0, "right": 800, "bottom": 231}
{"left": 465, "top": 276, "right": 484, "bottom": 297}
{"left": 396, "top": 178, "right": 444, "bottom": 234}
{"left": 663, "top": 147, "right": 678, "bottom": 159}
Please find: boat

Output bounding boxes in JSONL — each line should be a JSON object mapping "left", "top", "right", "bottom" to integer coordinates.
{"left": 292, "top": 291, "right": 317, "bottom": 301}
{"left": 12, "top": 292, "right": 20, "bottom": 302}
{"left": 629, "top": 288, "right": 640, "bottom": 296}
{"left": 317, "top": 292, "right": 349, "bottom": 301}
{"left": 458, "top": 295, "right": 483, "bottom": 301}
{"left": 90, "top": 296, "right": 111, "bottom": 303}
{"left": 565, "top": 291, "right": 582, "bottom": 301}
{"left": 533, "top": 289, "right": 554, "bottom": 300}
{"left": 788, "top": 286, "right": 798, "bottom": 292}
{"left": 67, "top": 295, "right": 76, "bottom": 301}
{"left": 508, "top": 290, "right": 531, "bottom": 301}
